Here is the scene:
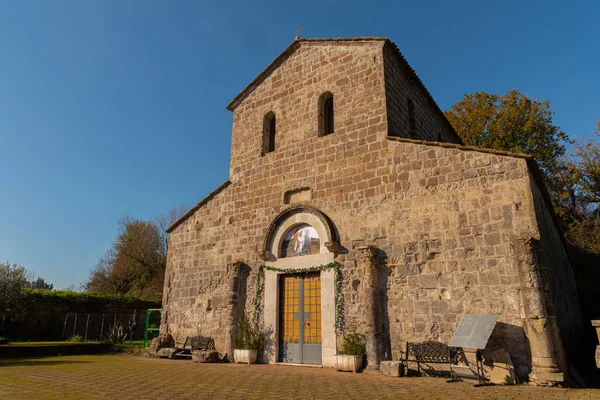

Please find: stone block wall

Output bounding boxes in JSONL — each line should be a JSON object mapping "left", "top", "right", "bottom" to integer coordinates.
{"left": 164, "top": 38, "right": 578, "bottom": 380}
{"left": 164, "top": 40, "right": 391, "bottom": 350}
{"left": 383, "top": 43, "right": 460, "bottom": 144}
{"left": 527, "top": 170, "right": 583, "bottom": 370}
{"left": 330, "top": 140, "right": 541, "bottom": 375}
{"left": 229, "top": 39, "right": 388, "bottom": 183}
{"left": 165, "top": 136, "right": 566, "bottom": 377}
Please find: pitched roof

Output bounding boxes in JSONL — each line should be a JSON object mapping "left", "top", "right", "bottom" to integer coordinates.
{"left": 386, "top": 136, "right": 533, "bottom": 160}
{"left": 226, "top": 37, "right": 387, "bottom": 111}
{"left": 166, "top": 180, "right": 231, "bottom": 233}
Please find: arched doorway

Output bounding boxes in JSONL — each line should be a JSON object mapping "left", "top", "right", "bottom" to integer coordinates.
{"left": 261, "top": 206, "right": 338, "bottom": 366}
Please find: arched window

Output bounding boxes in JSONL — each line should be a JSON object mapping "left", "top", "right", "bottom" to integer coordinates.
{"left": 280, "top": 223, "right": 320, "bottom": 258}
{"left": 407, "top": 97, "right": 416, "bottom": 137}
{"left": 262, "top": 112, "right": 276, "bottom": 155}
{"left": 318, "top": 92, "right": 334, "bottom": 137}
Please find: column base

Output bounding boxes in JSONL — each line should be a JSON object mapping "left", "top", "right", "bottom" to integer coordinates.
{"left": 364, "top": 363, "right": 381, "bottom": 374}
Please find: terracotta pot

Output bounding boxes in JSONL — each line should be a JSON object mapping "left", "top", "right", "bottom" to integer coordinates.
{"left": 234, "top": 349, "right": 257, "bottom": 364}
{"left": 334, "top": 354, "right": 364, "bottom": 372}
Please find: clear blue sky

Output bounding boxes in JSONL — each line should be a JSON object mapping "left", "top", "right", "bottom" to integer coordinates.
{"left": 0, "top": 1, "right": 598, "bottom": 289}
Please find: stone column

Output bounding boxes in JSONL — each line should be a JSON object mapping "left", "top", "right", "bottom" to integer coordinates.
{"left": 512, "top": 238, "right": 564, "bottom": 383}
{"left": 591, "top": 320, "right": 600, "bottom": 368}
{"left": 225, "top": 261, "right": 247, "bottom": 362}
{"left": 358, "top": 245, "right": 381, "bottom": 373}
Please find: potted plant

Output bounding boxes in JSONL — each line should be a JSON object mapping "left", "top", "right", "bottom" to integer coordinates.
{"left": 334, "top": 324, "right": 366, "bottom": 373}
{"left": 233, "top": 315, "right": 263, "bottom": 364}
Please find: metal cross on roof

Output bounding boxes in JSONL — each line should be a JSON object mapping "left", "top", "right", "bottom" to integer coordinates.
{"left": 297, "top": 26, "right": 304, "bottom": 37}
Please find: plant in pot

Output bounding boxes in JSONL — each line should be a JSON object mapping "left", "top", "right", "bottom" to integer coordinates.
{"left": 233, "top": 315, "right": 264, "bottom": 364}
{"left": 335, "top": 323, "right": 366, "bottom": 373}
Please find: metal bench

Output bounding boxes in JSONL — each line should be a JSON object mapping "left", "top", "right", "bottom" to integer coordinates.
{"left": 400, "top": 340, "right": 465, "bottom": 376}
{"left": 173, "top": 336, "right": 216, "bottom": 360}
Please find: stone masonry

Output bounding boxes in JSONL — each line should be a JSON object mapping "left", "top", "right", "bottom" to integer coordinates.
{"left": 162, "top": 37, "right": 582, "bottom": 383}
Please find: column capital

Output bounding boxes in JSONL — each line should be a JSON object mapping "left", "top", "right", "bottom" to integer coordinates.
{"left": 357, "top": 245, "right": 378, "bottom": 260}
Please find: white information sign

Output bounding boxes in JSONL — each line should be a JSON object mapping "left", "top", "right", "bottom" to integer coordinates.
{"left": 448, "top": 314, "right": 499, "bottom": 349}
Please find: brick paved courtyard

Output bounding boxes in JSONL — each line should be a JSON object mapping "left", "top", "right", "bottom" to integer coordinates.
{"left": 1, "top": 355, "right": 599, "bottom": 400}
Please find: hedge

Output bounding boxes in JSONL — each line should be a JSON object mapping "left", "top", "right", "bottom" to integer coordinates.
{"left": 25, "top": 289, "right": 158, "bottom": 304}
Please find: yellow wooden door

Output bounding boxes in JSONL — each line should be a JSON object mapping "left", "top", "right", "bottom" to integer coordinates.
{"left": 279, "top": 272, "right": 322, "bottom": 364}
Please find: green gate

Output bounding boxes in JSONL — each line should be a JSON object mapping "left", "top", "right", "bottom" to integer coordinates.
{"left": 143, "top": 309, "right": 162, "bottom": 348}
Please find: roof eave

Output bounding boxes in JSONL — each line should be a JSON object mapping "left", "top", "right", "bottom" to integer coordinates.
{"left": 165, "top": 180, "right": 232, "bottom": 233}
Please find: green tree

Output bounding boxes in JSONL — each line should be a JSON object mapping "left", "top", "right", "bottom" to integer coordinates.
{"left": 0, "top": 262, "right": 32, "bottom": 331}
{"left": 445, "top": 92, "right": 600, "bottom": 255}
{"left": 444, "top": 90, "right": 570, "bottom": 178}
{"left": 27, "top": 277, "right": 54, "bottom": 290}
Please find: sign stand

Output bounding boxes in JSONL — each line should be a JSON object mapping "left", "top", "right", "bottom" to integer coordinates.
{"left": 447, "top": 314, "right": 499, "bottom": 386}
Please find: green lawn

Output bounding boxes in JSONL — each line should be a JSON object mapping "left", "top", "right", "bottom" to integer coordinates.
{"left": 5, "top": 340, "right": 144, "bottom": 348}
{"left": 114, "top": 340, "right": 145, "bottom": 349}
{"left": 6, "top": 341, "right": 103, "bottom": 347}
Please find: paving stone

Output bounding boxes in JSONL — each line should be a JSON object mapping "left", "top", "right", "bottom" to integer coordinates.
{"left": 0, "top": 355, "right": 598, "bottom": 400}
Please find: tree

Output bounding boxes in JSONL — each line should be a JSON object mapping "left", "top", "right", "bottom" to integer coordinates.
{"left": 0, "top": 262, "right": 32, "bottom": 331}
{"left": 27, "top": 277, "right": 54, "bottom": 290}
{"left": 154, "top": 204, "right": 188, "bottom": 249}
{"left": 575, "top": 123, "right": 600, "bottom": 204}
{"left": 444, "top": 90, "right": 570, "bottom": 179}
{"left": 563, "top": 124, "right": 600, "bottom": 254}
{"left": 85, "top": 206, "right": 187, "bottom": 302}
{"left": 445, "top": 92, "right": 600, "bottom": 255}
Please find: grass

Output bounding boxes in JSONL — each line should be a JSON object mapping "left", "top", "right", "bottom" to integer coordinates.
{"left": 5, "top": 340, "right": 145, "bottom": 348}
{"left": 6, "top": 341, "right": 103, "bottom": 347}
{"left": 114, "top": 340, "right": 145, "bottom": 349}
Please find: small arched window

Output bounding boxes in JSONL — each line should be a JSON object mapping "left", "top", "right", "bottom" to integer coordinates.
{"left": 318, "top": 92, "right": 334, "bottom": 137}
{"left": 407, "top": 97, "right": 416, "bottom": 137}
{"left": 262, "top": 112, "right": 276, "bottom": 155}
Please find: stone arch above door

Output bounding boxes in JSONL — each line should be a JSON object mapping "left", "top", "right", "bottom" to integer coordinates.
{"left": 260, "top": 205, "right": 339, "bottom": 262}
{"left": 259, "top": 205, "right": 339, "bottom": 367}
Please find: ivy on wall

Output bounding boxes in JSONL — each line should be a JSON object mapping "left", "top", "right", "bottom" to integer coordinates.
{"left": 252, "top": 262, "right": 345, "bottom": 332}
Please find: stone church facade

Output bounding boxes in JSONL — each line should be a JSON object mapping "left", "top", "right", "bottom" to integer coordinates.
{"left": 162, "top": 37, "right": 582, "bottom": 383}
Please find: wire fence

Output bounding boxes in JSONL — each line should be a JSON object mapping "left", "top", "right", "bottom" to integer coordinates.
{"left": 47, "top": 310, "right": 161, "bottom": 342}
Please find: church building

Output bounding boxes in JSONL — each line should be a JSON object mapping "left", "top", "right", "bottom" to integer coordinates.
{"left": 162, "top": 37, "right": 582, "bottom": 383}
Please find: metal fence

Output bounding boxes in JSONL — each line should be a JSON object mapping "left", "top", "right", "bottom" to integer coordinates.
{"left": 53, "top": 311, "right": 152, "bottom": 342}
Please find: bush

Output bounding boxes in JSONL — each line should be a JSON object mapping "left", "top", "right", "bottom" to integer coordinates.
{"left": 103, "top": 322, "right": 128, "bottom": 344}
{"left": 339, "top": 321, "right": 366, "bottom": 356}
{"left": 0, "top": 336, "right": 9, "bottom": 345}
{"left": 26, "top": 289, "right": 152, "bottom": 304}
{"left": 233, "top": 315, "right": 263, "bottom": 351}
{"left": 126, "top": 310, "right": 138, "bottom": 341}
{"left": 67, "top": 334, "right": 84, "bottom": 342}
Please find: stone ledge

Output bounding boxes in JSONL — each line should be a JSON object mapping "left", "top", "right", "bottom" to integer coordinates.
{"left": 530, "top": 371, "right": 564, "bottom": 384}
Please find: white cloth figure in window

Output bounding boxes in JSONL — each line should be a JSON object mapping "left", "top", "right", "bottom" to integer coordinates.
{"left": 293, "top": 229, "right": 311, "bottom": 256}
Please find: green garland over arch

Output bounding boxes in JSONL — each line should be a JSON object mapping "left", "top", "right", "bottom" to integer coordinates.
{"left": 252, "top": 262, "right": 344, "bottom": 332}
